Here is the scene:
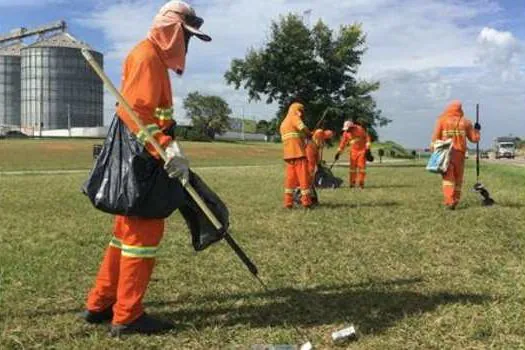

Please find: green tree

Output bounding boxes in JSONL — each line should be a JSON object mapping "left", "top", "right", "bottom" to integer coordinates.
{"left": 378, "top": 148, "right": 385, "bottom": 163}
{"left": 225, "top": 14, "right": 391, "bottom": 136}
{"left": 256, "top": 120, "right": 270, "bottom": 135}
{"left": 256, "top": 118, "right": 279, "bottom": 136}
{"left": 183, "top": 92, "right": 232, "bottom": 139}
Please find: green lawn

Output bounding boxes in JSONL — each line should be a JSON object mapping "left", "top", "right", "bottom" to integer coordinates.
{"left": 1, "top": 140, "right": 525, "bottom": 349}
{"left": 0, "top": 139, "right": 283, "bottom": 171}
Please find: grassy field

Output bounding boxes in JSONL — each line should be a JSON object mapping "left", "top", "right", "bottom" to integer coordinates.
{"left": 1, "top": 140, "right": 525, "bottom": 349}
{"left": 0, "top": 139, "right": 284, "bottom": 171}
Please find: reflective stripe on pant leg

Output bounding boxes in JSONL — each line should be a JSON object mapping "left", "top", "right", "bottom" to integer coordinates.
{"left": 454, "top": 156, "right": 464, "bottom": 204}
{"left": 442, "top": 151, "right": 458, "bottom": 206}
{"left": 86, "top": 243, "right": 122, "bottom": 312}
{"left": 121, "top": 243, "right": 159, "bottom": 259}
{"left": 356, "top": 151, "right": 367, "bottom": 185}
{"left": 109, "top": 237, "right": 122, "bottom": 249}
{"left": 350, "top": 168, "right": 357, "bottom": 185}
{"left": 284, "top": 160, "right": 298, "bottom": 207}
{"left": 86, "top": 215, "right": 128, "bottom": 313}
{"left": 442, "top": 180, "right": 455, "bottom": 205}
{"left": 113, "top": 217, "right": 164, "bottom": 325}
{"left": 296, "top": 158, "right": 312, "bottom": 207}
{"left": 357, "top": 166, "right": 366, "bottom": 187}
{"left": 350, "top": 152, "right": 358, "bottom": 185}
{"left": 454, "top": 184, "right": 462, "bottom": 202}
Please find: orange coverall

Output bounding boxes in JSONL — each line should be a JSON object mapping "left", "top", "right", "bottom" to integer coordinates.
{"left": 306, "top": 129, "right": 333, "bottom": 176}
{"left": 306, "top": 129, "right": 323, "bottom": 176}
{"left": 86, "top": 39, "right": 176, "bottom": 326}
{"left": 431, "top": 101, "right": 480, "bottom": 207}
{"left": 305, "top": 129, "right": 332, "bottom": 203}
{"left": 280, "top": 103, "right": 312, "bottom": 208}
{"left": 338, "top": 125, "right": 371, "bottom": 188}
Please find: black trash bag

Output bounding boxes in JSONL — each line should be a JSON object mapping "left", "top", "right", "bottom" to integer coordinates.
{"left": 179, "top": 170, "right": 228, "bottom": 251}
{"left": 315, "top": 163, "right": 343, "bottom": 189}
{"left": 366, "top": 149, "right": 375, "bottom": 162}
{"left": 82, "top": 116, "right": 185, "bottom": 219}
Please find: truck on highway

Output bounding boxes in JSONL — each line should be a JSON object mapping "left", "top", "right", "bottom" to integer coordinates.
{"left": 494, "top": 137, "right": 518, "bottom": 159}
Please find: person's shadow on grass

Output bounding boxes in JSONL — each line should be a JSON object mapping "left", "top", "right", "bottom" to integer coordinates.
{"left": 153, "top": 277, "right": 491, "bottom": 336}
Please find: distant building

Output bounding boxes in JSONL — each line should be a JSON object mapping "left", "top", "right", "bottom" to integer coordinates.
{"left": 228, "top": 117, "right": 257, "bottom": 133}
{"left": 0, "top": 21, "right": 103, "bottom": 136}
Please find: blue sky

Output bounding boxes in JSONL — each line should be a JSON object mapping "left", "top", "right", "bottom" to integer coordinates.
{"left": 1, "top": 0, "right": 523, "bottom": 148}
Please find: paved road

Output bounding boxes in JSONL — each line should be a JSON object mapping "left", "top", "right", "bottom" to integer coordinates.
{"left": 484, "top": 157, "right": 525, "bottom": 167}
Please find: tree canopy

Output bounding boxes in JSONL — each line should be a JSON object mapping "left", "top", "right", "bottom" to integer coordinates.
{"left": 183, "top": 92, "right": 232, "bottom": 139}
{"left": 225, "top": 14, "right": 391, "bottom": 138}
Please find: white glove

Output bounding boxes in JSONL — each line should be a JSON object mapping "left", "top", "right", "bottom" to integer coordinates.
{"left": 163, "top": 141, "right": 189, "bottom": 185}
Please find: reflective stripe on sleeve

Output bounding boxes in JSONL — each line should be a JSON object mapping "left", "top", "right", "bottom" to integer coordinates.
{"left": 155, "top": 107, "right": 174, "bottom": 121}
{"left": 442, "top": 130, "right": 466, "bottom": 137}
{"left": 136, "top": 124, "right": 162, "bottom": 145}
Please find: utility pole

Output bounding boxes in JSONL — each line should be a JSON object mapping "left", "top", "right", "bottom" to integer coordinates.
{"left": 67, "top": 104, "right": 71, "bottom": 137}
{"left": 241, "top": 106, "right": 245, "bottom": 141}
{"left": 39, "top": 64, "right": 43, "bottom": 138}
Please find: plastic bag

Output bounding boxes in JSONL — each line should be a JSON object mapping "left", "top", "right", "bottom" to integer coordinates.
{"left": 426, "top": 139, "right": 453, "bottom": 174}
{"left": 179, "top": 170, "right": 228, "bottom": 251}
{"left": 82, "top": 116, "right": 185, "bottom": 218}
{"left": 315, "top": 163, "right": 344, "bottom": 189}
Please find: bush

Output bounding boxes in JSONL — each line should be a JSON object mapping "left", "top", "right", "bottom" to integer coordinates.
{"left": 185, "top": 129, "right": 212, "bottom": 142}
{"left": 172, "top": 126, "right": 212, "bottom": 142}
{"left": 5, "top": 130, "right": 28, "bottom": 138}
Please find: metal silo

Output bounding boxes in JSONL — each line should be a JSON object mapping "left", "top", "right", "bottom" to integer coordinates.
{"left": 0, "top": 42, "right": 22, "bottom": 129}
{"left": 21, "top": 32, "right": 103, "bottom": 132}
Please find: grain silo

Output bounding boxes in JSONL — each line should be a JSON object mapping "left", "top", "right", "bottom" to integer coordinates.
{"left": 0, "top": 42, "right": 22, "bottom": 130}
{"left": 21, "top": 32, "right": 103, "bottom": 132}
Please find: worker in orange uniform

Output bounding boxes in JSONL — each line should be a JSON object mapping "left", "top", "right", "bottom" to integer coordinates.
{"left": 79, "top": 1, "right": 211, "bottom": 336}
{"left": 431, "top": 100, "right": 480, "bottom": 210}
{"left": 306, "top": 129, "right": 334, "bottom": 175}
{"left": 334, "top": 120, "right": 372, "bottom": 188}
{"left": 305, "top": 129, "right": 334, "bottom": 204}
{"left": 280, "top": 102, "right": 313, "bottom": 208}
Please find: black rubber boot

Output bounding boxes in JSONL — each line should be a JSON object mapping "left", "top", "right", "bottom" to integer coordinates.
{"left": 78, "top": 307, "right": 114, "bottom": 324}
{"left": 110, "top": 313, "right": 175, "bottom": 337}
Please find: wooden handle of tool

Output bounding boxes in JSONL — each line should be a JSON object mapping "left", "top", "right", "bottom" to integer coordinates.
{"left": 81, "top": 49, "right": 224, "bottom": 231}
{"left": 476, "top": 103, "right": 480, "bottom": 180}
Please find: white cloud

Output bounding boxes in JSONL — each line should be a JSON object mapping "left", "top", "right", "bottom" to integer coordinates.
{"left": 77, "top": 0, "right": 524, "bottom": 147}
{"left": 476, "top": 27, "right": 522, "bottom": 80}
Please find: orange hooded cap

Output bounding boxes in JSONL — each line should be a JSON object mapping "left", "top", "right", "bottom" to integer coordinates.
{"left": 441, "top": 100, "right": 464, "bottom": 119}
{"left": 148, "top": 22, "right": 186, "bottom": 74}
{"left": 147, "top": 1, "right": 211, "bottom": 75}
{"left": 287, "top": 102, "right": 305, "bottom": 118}
{"left": 313, "top": 129, "right": 334, "bottom": 146}
{"left": 323, "top": 130, "right": 334, "bottom": 139}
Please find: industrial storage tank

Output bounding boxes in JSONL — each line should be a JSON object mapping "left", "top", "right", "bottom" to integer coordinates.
{"left": 0, "top": 42, "right": 22, "bottom": 129}
{"left": 21, "top": 32, "right": 103, "bottom": 132}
